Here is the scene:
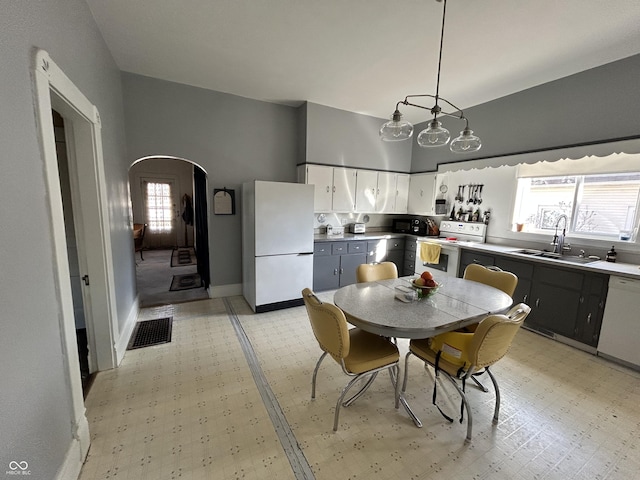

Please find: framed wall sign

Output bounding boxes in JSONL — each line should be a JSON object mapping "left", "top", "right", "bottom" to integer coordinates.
{"left": 213, "top": 188, "right": 235, "bottom": 215}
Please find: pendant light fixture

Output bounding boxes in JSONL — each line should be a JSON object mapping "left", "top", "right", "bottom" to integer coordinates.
{"left": 379, "top": 0, "right": 481, "bottom": 153}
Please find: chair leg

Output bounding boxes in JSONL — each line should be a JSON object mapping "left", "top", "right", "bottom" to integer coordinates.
{"left": 334, "top": 374, "right": 368, "bottom": 431}
{"left": 399, "top": 352, "right": 423, "bottom": 428}
{"left": 343, "top": 372, "right": 378, "bottom": 407}
{"left": 311, "top": 352, "right": 327, "bottom": 399}
{"left": 485, "top": 366, "right": 501, "bottom": 424}
{"left": 470, "top": 373, "right": 489, "bottom": 393}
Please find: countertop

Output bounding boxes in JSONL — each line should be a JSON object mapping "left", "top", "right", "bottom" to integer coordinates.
{"left": 417, "top": 237, "right": 640, "bottom": 280}
{"left": 314, "top": 231, "right": 406, "bottom": 242}
{"left": 314, "top": 231, "right": 640, "bottom": 280}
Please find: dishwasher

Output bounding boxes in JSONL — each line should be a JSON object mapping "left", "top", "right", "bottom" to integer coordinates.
{"left": 597, "top": 276, "right": 640, "bottom": 368}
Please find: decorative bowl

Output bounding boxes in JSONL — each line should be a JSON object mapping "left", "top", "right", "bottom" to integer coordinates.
{"left": 411, "top": 279, "right": 440, "bottom": 297}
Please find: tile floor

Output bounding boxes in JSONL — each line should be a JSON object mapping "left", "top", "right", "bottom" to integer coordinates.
{"left": 79, "top": 294, "right": 640, "bottom": 480}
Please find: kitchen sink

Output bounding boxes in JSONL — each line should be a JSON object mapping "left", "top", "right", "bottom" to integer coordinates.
{"left": 510, "top": 249, "right": 599, "bottom": 264}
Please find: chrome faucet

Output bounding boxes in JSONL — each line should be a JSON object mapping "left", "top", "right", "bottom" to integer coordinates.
{"left": 551, "top": 214, "right": 569, "bottom": 254}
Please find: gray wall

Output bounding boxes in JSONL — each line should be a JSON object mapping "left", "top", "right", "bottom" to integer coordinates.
{"left": 411, "top": 53, "right": 640, "bottom": 172}
{"left": 304, "top": 102, "right": 412, "bottom": 172}
{"left": 1, "top": 1, "right": 133, "bottom": 478}
{"left": 121, "top": 73, "right": 300, "bottom": 287}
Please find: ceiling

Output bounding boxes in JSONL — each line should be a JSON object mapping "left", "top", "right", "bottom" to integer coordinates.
{"left": 86, "top": 0, "right": 640, "bottom": 124}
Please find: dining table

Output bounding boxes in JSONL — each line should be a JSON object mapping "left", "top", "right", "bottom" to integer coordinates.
{"left": 333, "top": 275, "right": 513, "bottom": 426}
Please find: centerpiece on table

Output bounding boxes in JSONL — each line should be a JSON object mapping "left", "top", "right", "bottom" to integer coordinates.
{"left": 412, "top": 271, "right": 441, "bottom": 298}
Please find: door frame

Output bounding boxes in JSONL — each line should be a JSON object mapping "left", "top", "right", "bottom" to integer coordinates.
{"left": 32, "top": 49, "right": 119, "bottom": 476}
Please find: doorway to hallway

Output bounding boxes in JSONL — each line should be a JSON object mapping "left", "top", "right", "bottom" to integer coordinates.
{"left": 129, "top": 157, "right": 211, "bottom": 307}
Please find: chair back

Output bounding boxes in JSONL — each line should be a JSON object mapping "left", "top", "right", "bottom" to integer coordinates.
{"left": 356, "top": 262, "right": 398, "bottom": 283}
{"left": 133, "top": 223, "right": 146, "bottom": 251}
{"left": 468, "top": 303, "right": 531, "bottom": 368}
{"left": 464, "top": 263, "right": 518, "bottom": 297}
{"left": 302, "top": 288, "right": 350, "bottom": 361}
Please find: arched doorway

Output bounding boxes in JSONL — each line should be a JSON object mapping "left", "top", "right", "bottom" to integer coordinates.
{"left": 129, "top": 156, "right": 211, "bottom": 307}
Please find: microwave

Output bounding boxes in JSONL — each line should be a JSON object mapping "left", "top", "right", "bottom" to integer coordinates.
{"left": 392, "top": 218, "right": 427, "bottom": 236}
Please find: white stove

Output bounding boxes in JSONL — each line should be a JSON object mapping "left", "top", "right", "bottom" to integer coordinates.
{"left": 438, "top": 221, "right": 487, "bottom": 243}
{"left": 415, "top": 221, "right": 487, "bottom": 277}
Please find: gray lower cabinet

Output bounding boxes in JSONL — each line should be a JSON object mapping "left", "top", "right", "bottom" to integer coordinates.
{"left": 458, "top": 250, "right": 495, "bottom": 277}
{"left": 527, "top": 266, "right": 583, "bottom": 338}
{"left": 494, "top": 256, "right": 533, "bottom": 305}
{"left": 457, "top": 248, "right": 608, "bottom": 348}
{"left": 404, "top": 237, "right": 418, "bottom": 276}
{"left": 313, "top": 241, "right": 367, "bottom": 291}
{"left": 366, "top": 238, "right": 405, "bottom": 272}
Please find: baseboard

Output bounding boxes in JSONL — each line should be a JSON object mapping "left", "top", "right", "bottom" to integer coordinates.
{"left": 54, "top": 414, "right": 90, "bottom": 480}
{"left": 115, "top": 294, "right": 139, "bottom": 365}
{"left": 209, "top": 283, "right": 242, "bottom": 298}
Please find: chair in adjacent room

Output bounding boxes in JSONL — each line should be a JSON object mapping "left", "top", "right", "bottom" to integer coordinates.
{"left": 133, "top": 223, "right": 147, "bottom": 261}
{"left": 356, "top": 261, "right": 398, "bottom": 283}
{"left": 302, "top": 288, "right": 400, "bottom": 431}
{"left": 401, "top": 303, "right": 531, "bottom": 442}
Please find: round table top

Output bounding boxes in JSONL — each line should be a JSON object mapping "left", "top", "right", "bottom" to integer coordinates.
{"left": 333, "top": 276, "right": 513, "bottom": 339}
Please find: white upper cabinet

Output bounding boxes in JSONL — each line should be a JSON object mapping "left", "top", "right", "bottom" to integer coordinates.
{"left": 376, "top": 172, "right": 396, "bottom": 213}
{"left": 300, "top": 164, "right": 356, "bottom": 212}
{"left": 395, "top": 173, "right": 410, "bottom": 214}
{"left": 331, "top": 167, "right": 357, "bottom": 212}
{"left": 304, "top": 164, "right": 333, "bottom": 212}
{"left": 302, "top": 164, "right": 409, "bottom": 213}
{"left": 408, "top": 173, "right": 436, "bottom": 215}
{"left": 356, "top": 171, "right": 410, "bottom": 213}
{"left": 355, "top": 170, "right": 378, "bottom": 212}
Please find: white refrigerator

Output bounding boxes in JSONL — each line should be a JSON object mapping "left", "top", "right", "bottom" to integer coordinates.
{"left": 242, "top": 181, "right": 314, "bottom": 312}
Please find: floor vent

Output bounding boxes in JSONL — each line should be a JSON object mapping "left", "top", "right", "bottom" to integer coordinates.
{"left": 128, "top": 317, "right": 173, "bottom": 350}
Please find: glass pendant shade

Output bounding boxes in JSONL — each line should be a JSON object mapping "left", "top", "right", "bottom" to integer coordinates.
{"left": 379, "top": 110, "right": 414, "bottom": 141}
{"left": 417, "top": 119, "right": 450, "bottom": 147}
{"left": 450, "top": 128, "right": 482, "bottom": 153}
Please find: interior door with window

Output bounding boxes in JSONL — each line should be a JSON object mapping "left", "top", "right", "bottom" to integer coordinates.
{"left": 142, "top": 178, "right": 178, "bottom": 248}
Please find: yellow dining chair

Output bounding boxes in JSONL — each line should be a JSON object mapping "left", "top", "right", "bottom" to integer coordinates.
{"left": 356, "top": 261, "right": 398, "bottom": 283}
{"left": 302, "top": 288, "right": 400, "bottom": 431}
{"left": 460, "top": 263, "right": 519, "bottom": 391}
{"left": 401, "top": 303, "right": 531, "bottom": 442}
{"left": 464, "top": 263, "right": 518, "bottom": 299}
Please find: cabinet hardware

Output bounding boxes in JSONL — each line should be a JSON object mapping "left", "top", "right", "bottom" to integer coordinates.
{"left": 333, "top": 269, "right": 338, "bottom": 275}
{"left": 579, "top": 296, "right": 584, "bottom": 303}
{"left": 326, "top": 186, "right": 330, "bottom": 192}
{"left": 535, "top": 298, "right": 540, "bottom": 307}
{"left": 332, "top": 186, "right": 336, "bottom": 193}
{"left": 339, "top": 268, "right": 344, "bottom": 274}
{"left": 587, "top": 313, "right": 591, "bottom": 324}
{"left": 82, "top": 275, "right": 90, "bottom": 286}
{"left": 523, "top": 294, "right": 528, "bottom": 303}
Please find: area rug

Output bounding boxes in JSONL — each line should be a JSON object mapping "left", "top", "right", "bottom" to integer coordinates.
{"left": 127, "top": 317, "right": 173, "bottom": 350}
{"left": 170, "top": 273, "right": 202, "bottom": 291}
{"left": 170, "top": 247, "right": 197, "bottom": 267}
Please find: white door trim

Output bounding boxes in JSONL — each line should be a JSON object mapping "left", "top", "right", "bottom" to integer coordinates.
{"left": 32, "top": 49, "right": 119, "bottom": 478}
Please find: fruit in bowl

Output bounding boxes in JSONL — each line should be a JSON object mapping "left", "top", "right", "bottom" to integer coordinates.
{"left": 412, "top": 275, "right": 440, "bottom": 295}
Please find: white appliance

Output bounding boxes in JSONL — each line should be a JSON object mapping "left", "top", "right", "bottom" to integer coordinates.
{"left": 349, "top": 223, "right": 366, "bottom": 234}
{"left": 242, "top": 181, "right": 314, "bottom": 312}
{"left": 415, "top": 221, "right": 487, "bottom": 278}
{"left": 597, "top": 276, "right": 640, "bottom": 368}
